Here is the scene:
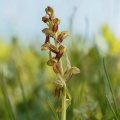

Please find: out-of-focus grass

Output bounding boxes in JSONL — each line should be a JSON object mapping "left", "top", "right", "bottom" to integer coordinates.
{"left": 0, "top": 25, "right": 120, "bottom": 120}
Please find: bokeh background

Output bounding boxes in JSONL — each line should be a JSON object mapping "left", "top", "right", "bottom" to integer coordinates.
{"left": 0, "top": 0, "right": 120, "bottom": 120}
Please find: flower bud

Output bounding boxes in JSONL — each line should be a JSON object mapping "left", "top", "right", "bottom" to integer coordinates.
{"left": 42, "top": 16, "right": 49, "bottom": 23}
{"left": 45, "top": 6, "right": 54, "bottom": 16}
{"left": 53, "top": 80, "right": 63, "bottom": 88}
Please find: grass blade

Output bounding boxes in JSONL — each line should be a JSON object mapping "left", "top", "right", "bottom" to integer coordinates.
{"left": 103, "top": 57, "right": 119, "bottom": 116}
{"left": 106, "top": 95, "right": 118, "bottom": 120}
{"left": 47, "top": 97, "right": 59, "bottom": 120}
{"left": 0, "top": 72, "right": 16, "bottom": 120}
{"left": 13, "top": 61, "right": 30, "bottom": 120}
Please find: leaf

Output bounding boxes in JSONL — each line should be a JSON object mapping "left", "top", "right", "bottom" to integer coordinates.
{"left": 47, "top": 97, "right": 59, "bottom": 120}
{"left": 66, "top": 91, "right": 72, "bottom": 101}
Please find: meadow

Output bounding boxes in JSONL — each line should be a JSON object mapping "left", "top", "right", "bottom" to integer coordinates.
{"left": 0, "top": 24, "right": 120, "bottom": 120}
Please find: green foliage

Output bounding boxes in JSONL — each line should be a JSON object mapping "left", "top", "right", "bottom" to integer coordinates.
{"left": 0, "top": 25, "right": 120, "bottom": 120}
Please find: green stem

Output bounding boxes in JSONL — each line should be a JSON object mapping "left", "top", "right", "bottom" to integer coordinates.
{"left": 54, "top": 32, "right": 66, "bottom": 120}
{"left": 61, "top": 83, "right": 66, "bottom": 120}
{"left": 59, "top": 54, "right": 66, "bottom": 120}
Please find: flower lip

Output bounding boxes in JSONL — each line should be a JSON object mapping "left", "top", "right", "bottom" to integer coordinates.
{"left": 53, "top": 18, "right": 61, "bottom": 25}
{"left": 42, "top": 28, "right": 53, "bottom": 36}
{"left": 47, "top": 58, "right": 58, "bottom": 66}
{"left": 58, "top": 45, "right": 67, "bottom": 52}
{"left": 69, "top": 67, "right": 80, "bottom": 74}
{"left": 57, "top": 31, "right": 69, "bottom": 43}
{"left": 52, "top": 80, "right": 63, "bottom": 88}
{"left": 41, "top": 42, "right": 50, "bottom": 51}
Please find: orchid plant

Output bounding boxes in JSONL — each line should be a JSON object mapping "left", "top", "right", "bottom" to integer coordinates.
{"left": 41, "top": 6, "right": 80, "bottom": 120}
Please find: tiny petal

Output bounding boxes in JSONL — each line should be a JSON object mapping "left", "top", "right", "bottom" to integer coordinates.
{"left": 45, "top": 35, "right": 50, "bottom": 43}
{"left": 41, "top": 43, "right": 50, "bottom": 51}
{"left": 58, "top": 45, "right": 67, "bottom": 52}
{"left": 52, "top": 24, "right": 58, "bottom": 33}
{"left": 47, "top": 58, "right": 57, "bottom": 66}
{"left": 66, "top": 73, "right": 73, "bottom": 83}
{"left": 55, "top": 45, "right": 67, "bottom": 61}
{"left": 42, "top": 28, "right": 53, "bottom": 36}
{"left": 61, "top": 31, "right": 69, "bottom": 39}
{"left": 49, "top": 44, "right": 59, "bottom": 54}
{"left": 53, "top": 62, "right": 61, "bottom": 74}
{"left": 69, "top": 67, "right": 80, "bottom": 74}
{"left": 53, "top": 80, "right": 63, "bottom": 88}
{"left": 54, "top": 87, "right": 61, "bottom": 99}
{"left": 53, "top": 18, "right": 60, "bottom": 25}
{"left": 47, "top": 58, "right": 58, "bottom": 66}
{"left": 57, "top": 31, "right": 69, "bottom": 43}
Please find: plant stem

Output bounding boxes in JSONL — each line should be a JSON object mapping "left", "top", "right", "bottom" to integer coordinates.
{"left": 61, "top": 83, "right": 66, "bottom": 120}
{"left": 54, "top": 32, "right": 66, "bottom": 120}
{"left": 59, "top": 56, "right": 66, "bottom": 120}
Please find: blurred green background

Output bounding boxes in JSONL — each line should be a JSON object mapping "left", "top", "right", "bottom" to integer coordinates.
{"left": 0, "top": 1, "right": 120, "bottom": 120}
{"left": 0, "top": 25, "right": 120, "bottom": 120}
